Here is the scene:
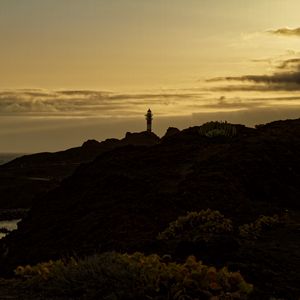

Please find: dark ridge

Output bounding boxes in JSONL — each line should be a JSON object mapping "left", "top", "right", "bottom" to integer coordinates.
{"left": 0, "top": 131, "right": 160, "bottom": 208}
{"left": 161, "top": 127, "right": 181, "bottom": 140}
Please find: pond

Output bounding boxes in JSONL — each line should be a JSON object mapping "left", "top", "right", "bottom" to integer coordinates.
{"left": 0, "top": 219, "right": 21, "bottom": 239}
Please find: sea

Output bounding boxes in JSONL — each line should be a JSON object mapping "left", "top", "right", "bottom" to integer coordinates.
{"left": 0, "top": 154, "right": 27, "bottom": 239}
{"left": 0, "top": 153, "right": 26, "bottom": 165}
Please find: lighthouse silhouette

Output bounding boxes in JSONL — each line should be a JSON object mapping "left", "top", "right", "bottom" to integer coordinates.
{"left": 145, "top": 109, "right": 153, "bottom": 132}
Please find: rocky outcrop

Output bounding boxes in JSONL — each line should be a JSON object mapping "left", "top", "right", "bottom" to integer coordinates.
{"left": 0, "top": 132, "right": 160, "bottom": 208}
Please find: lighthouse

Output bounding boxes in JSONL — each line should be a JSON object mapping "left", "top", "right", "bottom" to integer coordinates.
{"left": 145, "top": 109, "right": 153, "bottom": 132}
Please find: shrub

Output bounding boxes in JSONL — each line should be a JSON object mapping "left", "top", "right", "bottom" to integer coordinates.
{"left": 157, "top": 209, "right": 233, "bottom": 242}
{"left": 0, "top": 227, "right": 11, "bottom": 234}
{"left": 239, "top": 214, "right": 281, "bottom": 240}
{"left": 15, "top": 252, "right": 253, "bottom": 299}
{"left": 198, "top": 121, "right": 237, "bottom": 138}
{"left": 15, "top": 258, "right": 77, "bottom": 280}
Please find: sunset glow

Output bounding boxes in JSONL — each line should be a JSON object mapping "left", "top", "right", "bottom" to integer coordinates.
{"left": 1, "top": 0, "right": 300, "bottom": 151}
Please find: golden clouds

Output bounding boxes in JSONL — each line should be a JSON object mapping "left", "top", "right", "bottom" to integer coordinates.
{"left": 269, "top": 27, "right": 300, "bottom": 37}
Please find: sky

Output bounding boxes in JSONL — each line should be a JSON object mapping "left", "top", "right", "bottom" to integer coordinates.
{"left": 1, "top": 0, "right": 300, "bottom": 152}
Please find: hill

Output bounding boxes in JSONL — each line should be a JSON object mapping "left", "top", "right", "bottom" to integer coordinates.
{"left": 0, "top": 131, "right": 159, "bottom": 208}
{"left": 0, "top": 119, "right": 300, "bottom": 298}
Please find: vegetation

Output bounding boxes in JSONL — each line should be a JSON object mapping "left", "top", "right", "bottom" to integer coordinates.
{"left": 15, "top": 252, "right": 253, "bottom": 299}
{"left": 239, "top": 214, "right": 282, "bottom": 240}
{"left": 198, "top": 121, "right": 237, "bottom": 138}
{"left": 0, "top": 227, "right": 11, "bottom": 234}
{"left": 157, "top": 209, "right": 233, "bottom": 242}
{"left": 12, "top": 210, "right": 292, "bottom": 299}
{"left": 11, "top": 211, "right": 292, "bottom": 299}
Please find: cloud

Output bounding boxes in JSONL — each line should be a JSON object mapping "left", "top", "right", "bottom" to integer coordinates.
{"left": 0, "top": 89, "right": 206, "bottom": 118}
{"left": 268, "top": 27, "right": 300, "bottom": 37}
{"left": 186, "top": 96, "right": 266, "bottom": 110}
{"left": 277, "top": 58, "right": 300, "bottom": 69}
{"left": 186, "top": 95, "right": 300, "bottom": 112}
{"left": 207, "top": 57, "right": 300, "bottom": 91}
{"left": 203, "top": 97, "right": 265, "bottom": 110}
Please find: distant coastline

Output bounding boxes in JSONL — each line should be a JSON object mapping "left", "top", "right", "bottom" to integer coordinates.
{"left": 0, "top": 153, "right": 26, "bottom": 165}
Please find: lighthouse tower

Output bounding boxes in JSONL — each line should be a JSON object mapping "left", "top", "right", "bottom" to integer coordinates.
{"left": 145, "top": 109, "right": 153, "bottom": 132}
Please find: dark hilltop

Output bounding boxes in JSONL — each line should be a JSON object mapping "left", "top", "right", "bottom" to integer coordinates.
{"left": 0, "top": 131, "right": 159, "bottom": 209}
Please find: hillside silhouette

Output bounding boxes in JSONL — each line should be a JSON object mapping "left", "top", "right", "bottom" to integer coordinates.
{"left": 0, "top": 131, "right": 159, "bottom": 208}
{"left": 0, "top": 119, "right": 300, "bottom": 298}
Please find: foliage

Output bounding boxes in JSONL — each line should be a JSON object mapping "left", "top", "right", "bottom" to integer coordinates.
{"left": 0, "top": 227, "right": 11, "bottom": 234}
{"left": 157, "top": 209, "right": 233, "bottom": 242}
{"left": 198, "top": 121, "right": 237, "bottom": 138}
{"left": 15, "top": 252, "right": 253, "bottom": 299}
{"left": 15, "top": 258, "right": 77, "bottom": 280}
{"left": 238, "top": 214, "right": 281, "bottom": 240}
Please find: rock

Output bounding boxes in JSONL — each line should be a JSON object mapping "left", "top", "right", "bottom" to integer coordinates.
{"left": 162, "top": 127, "right": 180, "bottom": 139}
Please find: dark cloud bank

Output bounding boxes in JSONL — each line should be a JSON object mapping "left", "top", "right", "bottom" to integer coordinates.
{"left": 208, "top": 26, "right": 300, "bottom": 92}
{"left": 208, "top": 57, "right": 300, "bottom": 91}
{"left": 269, "top": 27, "right": 300, "bottom": 37}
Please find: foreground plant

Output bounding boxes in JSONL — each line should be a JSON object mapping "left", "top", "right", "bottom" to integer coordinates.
{"left": 238, "top": 214, "right": 282, "bottom": 240}
{"left": 15, "top": 252, "right": 253, "bottom": 299}
{"left": 157, "top": 209, "right": 233, "bottom": 242}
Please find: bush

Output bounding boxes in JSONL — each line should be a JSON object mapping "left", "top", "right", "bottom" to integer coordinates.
{"left": 157, "top": 209, "right": 233, "bottom": 242}
{"left": 198, "top": 121, "right": 237, "bottom": 138}
{"left": 0, "top": 227, "right": 11, "bottom": 234}
{"left": 239, "top": 214, "right": 281, "bottom": 240}
{"left": 15, "top": 252, "right": 253, "bottom": 299}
